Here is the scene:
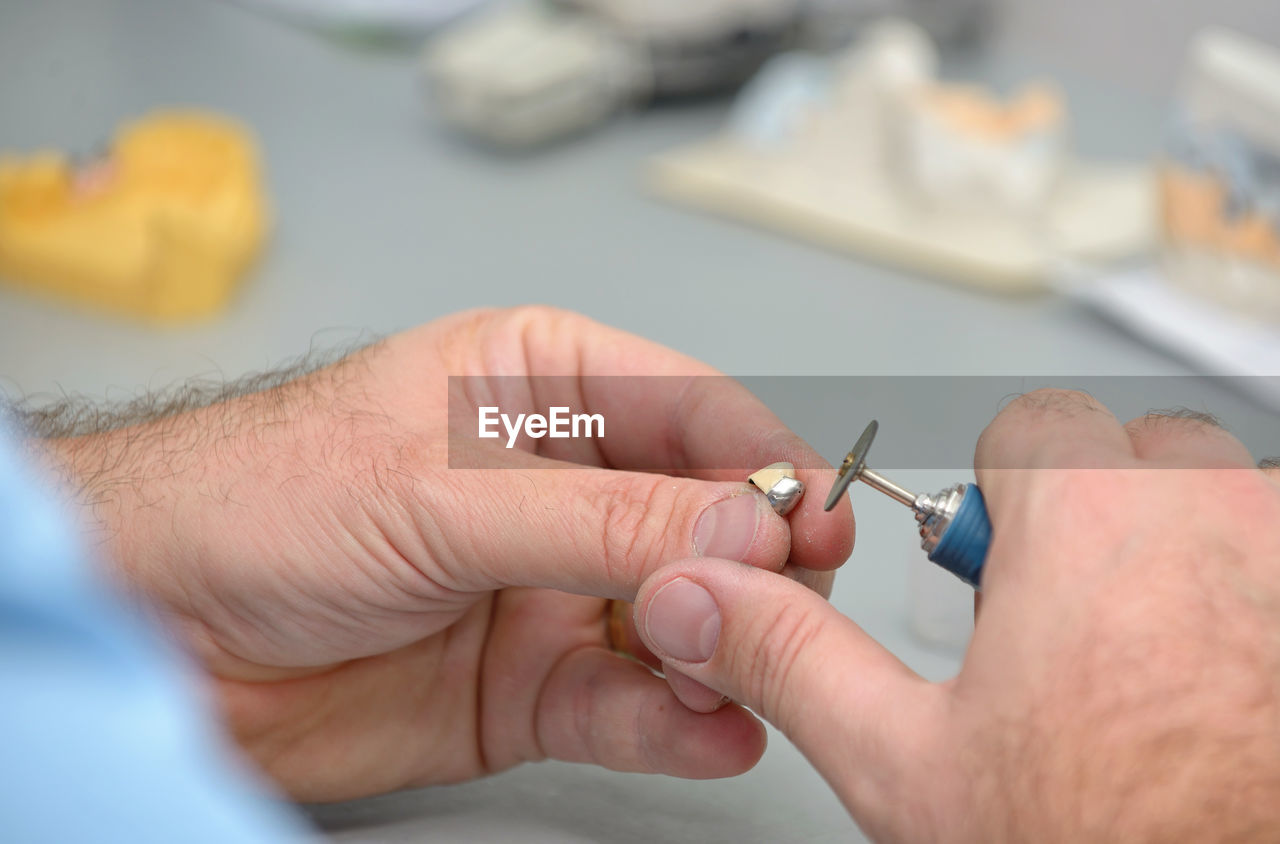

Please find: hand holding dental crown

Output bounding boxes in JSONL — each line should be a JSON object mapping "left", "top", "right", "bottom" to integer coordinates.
{"left": 25, "top": 307, "right": 851, "bottom": 802}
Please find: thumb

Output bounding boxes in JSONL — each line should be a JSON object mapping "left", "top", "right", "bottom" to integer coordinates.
{"left": 634, "top": 559, "right": 945, "bottom": 838}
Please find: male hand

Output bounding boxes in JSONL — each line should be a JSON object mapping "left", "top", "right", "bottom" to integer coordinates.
{"left": 35, "top": 306, "right": 853, "bottom": 802}
{"left": 634, "top": 390, "right": 1280, "bottom": 841}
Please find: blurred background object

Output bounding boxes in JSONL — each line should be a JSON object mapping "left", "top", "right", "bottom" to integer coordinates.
{"left": 1058, "top": 27, "right": 1280, "bottom": 414}
{"left": 649, "top": 19, "right": 1153, "bottom": 292}
{"left": 0, "top": 110, "right": 270, "bottom": 322}
{"left": 563, "top": 0, "right": 802, "bottom": 97}
{"left": 1159, "top": 28, "right": 1280, "bottom": 317}
{"left": 422, "top": 0, "right": 994, "bottom": 148}
{"left": 899, "top": 78, "right": 1066, "bottom": 214}
{"left": 989, "top": 0, "right": 1280, "bottom": 96}
{"left": 226, "top": 0, "right": 491, "bottom": 38}
{"left": 423, "top": 2, "right": 642, "bottom": 148}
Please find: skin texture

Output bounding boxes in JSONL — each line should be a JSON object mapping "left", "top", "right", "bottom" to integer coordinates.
{"left": 31, "top": 306, "right": 853, "bottom": 802}
{"left": 636, "top": 389, "right": 1280, "bottom": 842}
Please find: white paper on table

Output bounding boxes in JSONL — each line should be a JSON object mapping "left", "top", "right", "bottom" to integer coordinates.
{"left": 1059, "top": 266, "right": 1280, "bottom": 411}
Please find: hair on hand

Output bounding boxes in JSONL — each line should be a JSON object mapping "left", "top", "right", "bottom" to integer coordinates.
{"left": 2, "top": 334, "right": 382, "bottom": 440}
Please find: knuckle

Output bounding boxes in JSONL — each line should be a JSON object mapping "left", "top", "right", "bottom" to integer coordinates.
{"left": 509, "top": 303, "right": 577, "bottom": 322}
{"left": 1002, "top": 388, "right": 1105, "bottom": 419}
{"left": 567, "top": 650, "right": 605, "bottom": 766}
{"left": 443, "top": 306, "right": 589, "bottom": 369}
{"left": 509, "top": 305, "right": 588, "bottom": 340}
{"left": 595, "top": 474, "right": 685, "bottom": 584}
{"left": 729, "top": 600, "right": 827, "bottom": 728}
{"left": 755, "top": 427, "right": 810, "bottom": 468}
{"left": 1200, "top": 466, "right": 1277, "bottom": 510}
{"left": 783, "top": 565, "right": 835, "bottom": 598}
{"left": 1048, "top": 473, "right": 1120, "bottom": 526}
{"left": 1129, "top": 407, "right": 1225, "bottom": 435}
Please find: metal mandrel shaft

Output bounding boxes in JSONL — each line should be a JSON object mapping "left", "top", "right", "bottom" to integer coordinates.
{"left": 858, "top": 467, "right": 919, "bottom": 510}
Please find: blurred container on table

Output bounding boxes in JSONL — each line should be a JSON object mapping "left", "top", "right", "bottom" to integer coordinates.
{"left": 421, "top": 0, "right": 992, "bottom": 149}
{"left": 423, "top": 2, "right": 643, "bottom": 147}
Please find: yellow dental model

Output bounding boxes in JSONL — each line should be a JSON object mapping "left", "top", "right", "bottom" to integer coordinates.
{"left": 0, "top": 110, "right": 270, "bottom": 322}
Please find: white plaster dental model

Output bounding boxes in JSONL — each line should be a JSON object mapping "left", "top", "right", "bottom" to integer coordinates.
{"left": 900, "top": 82, "right": 1066, "bottom": 212}
{"left": 650, "top": 19, "right": 1153, "bottom": 292}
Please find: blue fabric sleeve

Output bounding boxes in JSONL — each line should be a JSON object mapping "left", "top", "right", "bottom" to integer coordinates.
{"left": 0, "top": 430, "right": 314, "bottom": 844}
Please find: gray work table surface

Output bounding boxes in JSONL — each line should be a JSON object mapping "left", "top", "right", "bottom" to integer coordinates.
{"left": 0, "top": 1, "right": 1211, "bottom": 842}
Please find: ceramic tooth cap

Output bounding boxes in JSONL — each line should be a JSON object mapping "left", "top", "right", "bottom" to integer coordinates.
{"left": 748, "top": 461, "right": 796, "bottom": 491}
{"left": 748, "top": 461, "right": 805, "bottom": 516}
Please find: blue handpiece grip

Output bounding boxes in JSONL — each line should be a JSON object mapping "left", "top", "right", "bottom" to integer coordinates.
{"left": 926, "top": 484, "right": 991, "bottom": 589}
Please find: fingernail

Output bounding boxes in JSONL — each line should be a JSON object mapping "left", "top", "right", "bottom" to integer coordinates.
{"left": 693, "top": 494, "right": 762, "bottom": 560}
{"left": 645, "top": 578, "right": 721, "bottom": 663}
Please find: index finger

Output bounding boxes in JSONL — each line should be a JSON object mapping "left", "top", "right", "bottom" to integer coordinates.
{"left": 585, "top": 375, "right": 852, "bottom": 569}
{"left": 485, "top": 308, "right": 855, "bottom": 571}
